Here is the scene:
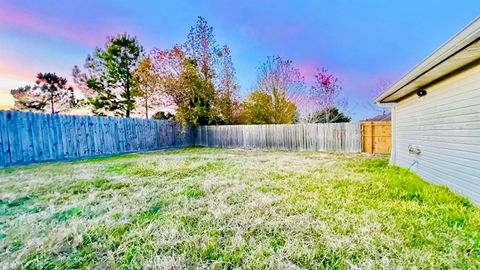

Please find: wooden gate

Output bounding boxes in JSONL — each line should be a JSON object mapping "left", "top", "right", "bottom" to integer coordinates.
{"left": 362, "top": 121, "right": 391, "bottom": 154}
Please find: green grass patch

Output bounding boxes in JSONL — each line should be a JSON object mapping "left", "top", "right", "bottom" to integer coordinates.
{"left": 182, "top": 184, "right": 204, "bottom": 198}
{"left": 6, "top": 195, "right": 34, "bottom": 207}
{"left": 82, "top": 153, "right": 140, "bottom": 163}
{"left": 104, "top": 163, "right": 130, "bottom": 174}
{"left": 1, "top": 148, "right": 479, "bottom": 269}
{"left": 53, "top": 207, "right": 82, "bottom": 222}
{"left": 62, "top": 177, "right": 113, "bottom": 195}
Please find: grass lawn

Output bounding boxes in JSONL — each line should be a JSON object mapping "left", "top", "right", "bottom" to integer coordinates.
{"left": 1, "top": 147, "right": 479, "bottom": 269}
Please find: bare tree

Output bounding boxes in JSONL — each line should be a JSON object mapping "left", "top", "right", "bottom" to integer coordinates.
{"left": 72, "top": 65, "right": 96, "bottom": 99}
{"left": 374, "top": 78, "right": 392, "bottom": 97}
{"left": 184, "top": 16, "right": 218, "bottom": 83}
{"left": 362, "top": 77, "right": 392, "bottom": 116}
{"left": 255, "top": 56, "right": 305, "bottom": 123}
{"left": 373, "top": 78, "right": 391, "bottom": 115}
{"left": 214, "top": 46, "right": 241, "bottom": 124}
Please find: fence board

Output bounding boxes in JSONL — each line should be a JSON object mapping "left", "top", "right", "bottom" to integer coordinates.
{"left": 194, "top": 123, "right": 362, "bottom": 152}
{"left": 0, "top": 111, "right": 8, "bottom": 167}
{"left": 0, "top": 110, "right": 193, "bottom": 168}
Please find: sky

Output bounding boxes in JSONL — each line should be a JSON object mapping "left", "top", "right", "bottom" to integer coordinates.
{"left": 0, "top": 0, "right": 479, "bottom": 120}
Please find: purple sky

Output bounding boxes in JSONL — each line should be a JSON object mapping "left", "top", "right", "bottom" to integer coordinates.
{"left": 0, "top": 0, "right": 478, "bottom": 119}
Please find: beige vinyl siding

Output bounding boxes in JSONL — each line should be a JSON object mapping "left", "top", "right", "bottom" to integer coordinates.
{"left": 392, "top": 63, "right": 480, "bottom": 205}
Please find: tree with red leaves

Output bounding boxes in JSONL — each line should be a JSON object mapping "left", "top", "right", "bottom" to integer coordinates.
{"left": 309, "top": 68, "right": 348, "bottom": 123}
{"left": 151, "top": 46, "right": 187, "bottom": 109}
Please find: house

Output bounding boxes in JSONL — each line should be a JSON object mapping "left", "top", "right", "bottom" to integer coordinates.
{"left": 363, "top": 112, "right": 391, "bottom": 122}
{"left": 375, "top": 18, "right": 480, "bottom": 205}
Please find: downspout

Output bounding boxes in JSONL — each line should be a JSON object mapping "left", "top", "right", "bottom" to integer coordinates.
{"left": 389, "top": 104, "right": 396, "bottom": 165}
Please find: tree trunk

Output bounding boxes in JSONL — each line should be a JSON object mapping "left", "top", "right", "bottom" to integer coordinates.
{"left": 50, "top": 92, "right": 55, "bottom": 114}
{"left": 145, "top": 98, "right": 149, "bottom": 119}
{"left": 125, "top": 79, "right": 131, "bottom": 118}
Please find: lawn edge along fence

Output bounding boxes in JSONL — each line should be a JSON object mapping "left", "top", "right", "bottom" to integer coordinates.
{"left": 0, "top": 110, "right": 193, "bottom": 168}
{"left": 0, "top": 111, "right": 364, "bottom": 168}
{"left": 194, "top": 123, "right": 362, "bottom": 152}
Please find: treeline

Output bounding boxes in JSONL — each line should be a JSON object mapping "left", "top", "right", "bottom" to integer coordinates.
{"left": 10, "top": 17, "right": 350, "bottom": 125}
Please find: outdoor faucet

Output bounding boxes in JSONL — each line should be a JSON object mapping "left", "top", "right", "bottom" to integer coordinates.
{"left": 408, "top": 144, "right": 421, "bottom": 155}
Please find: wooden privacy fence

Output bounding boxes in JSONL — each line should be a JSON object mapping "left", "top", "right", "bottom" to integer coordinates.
{"left": 194, "top": 123, "right": 362, "bottom": 152}
{"left": 0, "top": 110, "right": 193, "bottom": 167}
{"left": 0, "top": 110, "right": 381, "bottom": 168}
{"left": 361, "top": 121, "right": 391, "bottom": 154}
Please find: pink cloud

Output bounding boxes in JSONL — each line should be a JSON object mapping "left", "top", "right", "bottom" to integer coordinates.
{"left": 0, "top": 4, "right": 132, "bottom": 48}
{"left": 0, "top": 59, "right": 36, "bottom": 83}
{"left": 0, "top": 60, "right": 33, "bottom": 107}
{"left": 298, "top": 60, "right": 345, "bottom": 82}
{"left": 298, "top": 61, "right": 319, "bottom": 83}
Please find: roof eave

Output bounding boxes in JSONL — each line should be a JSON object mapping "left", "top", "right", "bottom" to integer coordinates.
{"left": 375, "top": 17, "right": 480, "bottom": 104}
